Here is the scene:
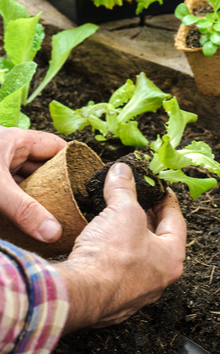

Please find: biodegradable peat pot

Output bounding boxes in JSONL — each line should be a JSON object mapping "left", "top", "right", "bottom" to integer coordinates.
{"left": 0, "top": 141, "right": 104, "bottom": 258}
{"left": 175, "top": 0, "right": 220, "bottom": 97}
{"left": 47, "top": 0, "right": 183, "bottom": 25}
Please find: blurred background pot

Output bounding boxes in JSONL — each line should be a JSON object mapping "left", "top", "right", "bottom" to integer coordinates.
{"left": 175, "top": 0, "right": 220, "bottom": 96}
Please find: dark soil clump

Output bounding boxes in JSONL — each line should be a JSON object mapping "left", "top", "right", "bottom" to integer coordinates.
{"left": 85, "top": 152, "right": 167, "bottom": 215}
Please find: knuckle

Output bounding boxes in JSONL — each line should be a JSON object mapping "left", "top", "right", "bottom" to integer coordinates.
{"left": 15, "top": 196, "right": 39, "bottom": 227}
{"left": 170, "top": 262, "right": 184, "bottom": 283}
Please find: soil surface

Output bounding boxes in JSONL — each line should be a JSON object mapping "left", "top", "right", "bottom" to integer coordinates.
{"left": 23, "top": 51, "right": 220, "bottom": 354}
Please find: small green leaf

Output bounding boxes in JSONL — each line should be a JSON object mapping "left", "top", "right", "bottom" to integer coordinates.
{"left": 174, "top": 3, "right": 190, "bottom": 19}
{"left": 95, "top": 135, "right": 107, "bottom": 141}
{"left": 144, "top": 175, "right": 155, "bottom": 187}
{"left": 18, "top": 112, "right": 30, "bottom": 129}
{"left": 182, "top": 15, "right": 199, "bottom": 26}
{"left": 200, "top": 34, "right": 210, "bottom": 46}
{"left": 134, "top": 151, "right": 142, "bottom": 160}
{"left": 117, "top": 72, "right": 171, "bottom": 124}
{"left": 213, "top": 22, "right": 220, "bottom": 31}
{"left": 199, "top": 27, "right": 209, "bottom": 34}
{"left": 196, "top": 19, "right": 213, "bottom": 28}
{"left": 210, "top": 31, "right": 220, "bottom": 45}
{"left": 135, "top": 0, "right": 163, "bottom": 15}
{"left": 159, "top": 169, "right": 217, "bottom": 200}
{"left": 157, "top": 135, "right": 191, "bottom": 169}
{"left": 202, "top": 40, "right": 218, "bottom": 56}
{"left": 92, "top": 0, "right": 123, "bottom": 9}
{"left": 0, "top": 62, "right": 37, "bottom": 102}
{"left": 119, "top": 121, "right": 149, "bottom": 148}
{"left": 0, "top": 90, "right": 21, "bottom": 127}
{"left": 109, "top": 79, "right": 135, "bottom": 108}
{"left": 50, "top": 100, "right": 87, "bottom": 134}
{"left": 150, "top": 134, "right": 162, "bottom": 152}
{"left": 163, "top": 97, "right": 197, "bottom": 149}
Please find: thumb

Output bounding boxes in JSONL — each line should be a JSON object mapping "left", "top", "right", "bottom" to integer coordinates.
{"left": 104, "top": 163, "right": 137, "bottom": 206}
{"left": 0, "top": 173, "right": 62, "bottom": 243}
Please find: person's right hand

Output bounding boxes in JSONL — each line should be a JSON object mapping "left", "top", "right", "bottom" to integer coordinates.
{"left": 54, "top": 163, "right": 186, "bottom": 333}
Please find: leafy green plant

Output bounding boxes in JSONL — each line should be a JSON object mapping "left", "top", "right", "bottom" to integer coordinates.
{"left": 175, "top": 0, "right": 220, "bottom": 57}
{"left": 50, "top": 72, "right": 170, "bottom": 149}
{"left": 0, "top": 0, "right": 99, "bottom": 128}
{"left": 91, "top": 0, "right": 163, "bottom": 15}
{"left": 50, "top": 72, "right": 220, "bottom": 199}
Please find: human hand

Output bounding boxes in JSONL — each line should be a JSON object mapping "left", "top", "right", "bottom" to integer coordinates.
{"left": 54, "top": 163, "right": 186, "bottom": 333}
{"left": 0, "top": 126, "right": 66, "bottom": 243}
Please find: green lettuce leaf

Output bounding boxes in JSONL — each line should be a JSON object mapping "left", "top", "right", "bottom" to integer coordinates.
{"left": 0, "top": 62, "right": 37, "bottom": 127}
{"left": 163, "top": 97, "right": 198, "bottom": 148}
{"left": 49, "top": 100, "right": 109, "bottom": 136}
{"left": 117, "top": 72, "right": 171, "bottom": 124}
{"left": 157, "top": 135, "right": 191, "bottom": 169}
{"left": 0, "top": 0, "right": 30, "bottom": 29}
{"left": 109, "top": 79, "right": 135, "bottom": 108}
{"left": 136, "top": 0, "right": 163, "bottom": 15}
{"left": 150, "top": 134, "right": 162, "bottom": 152}
{"left": 159, "top": 169, "right": 218, "bottom": 200}
{"left": 119, "top": 121, "right": 149, "bottom": 148}
{"left": 92, "top": 0, "right": 123, "bottom": 8}
{"left": 149, "top": 153, "right": 165, "bottom": 174}
{"left": 0, "top": 58, "right": 14, "bottom": 83}
{"left": 18, "top": 112, "right": 31, "bottom": 129}
{"left": 177, "top": 141, "right": 220, "bottom": 177}
{"left": 27, "top": 23, "right": 99, "bottom": 103}
{"left": 4, "top": 12, "right": 42, "bottom": 65}
{"left": 0, "top": 62, "right": 37, "bottom": 101}
{"left": 0, "top": 90, "right": 21, "bottom": 127}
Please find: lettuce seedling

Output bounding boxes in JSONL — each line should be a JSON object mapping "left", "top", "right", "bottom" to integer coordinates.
{"left": 149, "top": 97, "right": 220, "bottom": 199}
{"left": 0, "top": 0, "right": 99, "bottom": 129}
{"left": 175, "top": 1, "right": 220, "bottom": 57}
{"left": 49, "top": 72, "right": 171, "bottom": 149}
{"left": 50, "top": 71, "right": 220, "bottom": 199}
{"left": 91, "top": 0, "right": 163, "bottom": 15}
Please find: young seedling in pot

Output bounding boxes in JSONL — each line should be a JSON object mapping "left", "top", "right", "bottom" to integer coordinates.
{"left": 175, "top": 0, "right": 220, "bottom": 57}
{"left": 50, "top": 73, "right": 220, "bottom": 217}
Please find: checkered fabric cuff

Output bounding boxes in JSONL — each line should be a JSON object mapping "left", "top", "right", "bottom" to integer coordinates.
{"left": 0, "top": 240, "right": 69, "bottom": 354}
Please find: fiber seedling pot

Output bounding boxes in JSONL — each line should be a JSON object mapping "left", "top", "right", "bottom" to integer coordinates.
{"left": 47, "top": 0, "right": 183, "bottom": 25}
{"left": 0, "top": 141, "right": 104, "bottom": 258}
{"left": 175, "top": 0, "right": 220, "bottom": 97}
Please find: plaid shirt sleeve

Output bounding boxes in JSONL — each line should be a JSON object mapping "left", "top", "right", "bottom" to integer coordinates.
{"left": 0, "top": 240, "right": 70, "bottom": 354}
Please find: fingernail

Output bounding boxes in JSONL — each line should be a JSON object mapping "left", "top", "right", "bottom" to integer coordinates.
{"left": 38, "top": 219, "right": 61, "bottom": 242}
{"left": 111, "top": 163, "right": 133, "bottom": 181}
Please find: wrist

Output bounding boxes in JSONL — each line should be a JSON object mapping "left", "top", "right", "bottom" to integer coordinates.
{"left": 53, "top": 258, "right": 115, "bottom": 334}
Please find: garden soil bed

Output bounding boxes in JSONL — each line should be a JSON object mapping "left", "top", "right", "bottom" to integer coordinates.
{"left": 23, "top": 52, "right": 220, "bottom": 354}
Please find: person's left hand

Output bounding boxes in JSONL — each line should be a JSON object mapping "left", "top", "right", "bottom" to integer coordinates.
{"left": 0, "top": 126, "right": 67, "bottom": 243}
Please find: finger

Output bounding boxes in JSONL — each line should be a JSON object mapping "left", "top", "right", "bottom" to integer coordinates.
{"left": 104, "top": 163, "right": 137, "bottom": 207}
{"left": 14, "top": 160, "right": 45, "bottom": 178}
{"left": 146, "top": 209, "right": 156, "bottom": 233}
{"left": 0, "top": 172, "right": 62, "bottom": 243}
{"left": 0, "top": 127, "right": 66, "bottom": 171}
{"left": 152, "top": 187, "right": 186, "bottom": 246}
